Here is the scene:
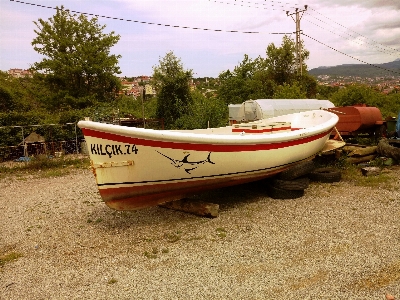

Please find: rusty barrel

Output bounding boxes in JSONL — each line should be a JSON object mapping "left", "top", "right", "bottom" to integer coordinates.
{"left": 328, "top": 106, "right": 383, "bottom": 135}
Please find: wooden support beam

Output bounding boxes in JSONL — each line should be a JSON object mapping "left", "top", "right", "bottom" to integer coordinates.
{"left": 159, "top": 198, "right": 219, "bottom": 218}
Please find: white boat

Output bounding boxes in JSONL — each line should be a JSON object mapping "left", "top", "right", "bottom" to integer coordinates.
{"left": 78, "top": 110, "right": 338, "bottom": 210}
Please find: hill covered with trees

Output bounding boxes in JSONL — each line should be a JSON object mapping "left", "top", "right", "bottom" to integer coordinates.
{"left": 309, "top": 59, "right": 400, "bottom": 77}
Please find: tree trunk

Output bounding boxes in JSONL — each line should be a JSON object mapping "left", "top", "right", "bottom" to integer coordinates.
{"left": 347, "top": 146, "right": 377, "bottom": 157}
{"left": 377, "top": 139, "right": 400, "bottom": 161}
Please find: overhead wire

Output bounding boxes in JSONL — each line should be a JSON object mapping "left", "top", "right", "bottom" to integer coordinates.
{"left": 209, "top": 0, "right": 298, "bottom": 11}
{"left": 302, "top": 33, "right": 400, "bottom": 76}
{"left": 305, "top": 7, "right": 400, "bottom": 55}
{"left": 303, "top": 18, "right": 398, "bottom": 57}
{"left": 9, "top": 0, "right": 399, "bottom": 75}
{"left": 9, "top": 0, "right": 292, "bottom": 34}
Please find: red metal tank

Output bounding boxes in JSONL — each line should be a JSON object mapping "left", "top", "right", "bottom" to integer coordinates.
{"left": 328, "top": 106, "right": 384, "bottom": 136}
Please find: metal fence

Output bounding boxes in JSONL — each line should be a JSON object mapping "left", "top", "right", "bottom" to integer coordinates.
{"left": 0, "top": 123, "right": 85, "bottom": 162}
{"left": 0, "top": 118, "right": 164, "bottom": 162}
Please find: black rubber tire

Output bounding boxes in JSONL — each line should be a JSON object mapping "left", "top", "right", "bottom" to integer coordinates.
{"left": 266, "top": 184, "right": 305, "bottom": 199}
{"left": 277, "top": 160, "right": 316, "bottom": 180}
{"left": 271, "top": 177, "right": 310, "bottom": 191}
{"left": 308, "top": 167, "right": 341, "bottom": 183}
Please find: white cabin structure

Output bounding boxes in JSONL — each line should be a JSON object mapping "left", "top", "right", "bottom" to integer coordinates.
{"left": 229, "top": 99, "right": 335, "bottom": 124}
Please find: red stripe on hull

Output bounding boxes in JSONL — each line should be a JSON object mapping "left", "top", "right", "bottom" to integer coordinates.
{"left": 100, "top": 168, "right": 286, "bottom": 210}
{"left": 81, "top": 128, "right": 333, "bottom": 152}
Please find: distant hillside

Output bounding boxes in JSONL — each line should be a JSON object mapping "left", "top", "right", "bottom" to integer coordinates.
{"left": 309, "top": 59, "right": 400, "bottom": 77}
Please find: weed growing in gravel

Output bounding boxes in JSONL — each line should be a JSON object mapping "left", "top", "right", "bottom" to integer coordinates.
{"left": 108, "top": 278, "right": 118, "bottom": 284}
{"left": 144, "top": 251, "right": 157, "bottom": 259}
{"left": 318, "top": 157, "right": 396, "bottom": 189}
{"left": 0, "top": 252, "right": 23, "bottom": 267}
{"left": 341, "top": 164, "right": 394, "bottom": 188}
{"left": 216, "top": 227, "right": 227, "bottom": 238}
{"left": 144, "top": 247, "right": 159, "bottom": 259}
{"left": 144, "top": 247, "right": 169, "bottom": 259}
{"left": 164, "top": 231, "right": 181, "bottom": 243}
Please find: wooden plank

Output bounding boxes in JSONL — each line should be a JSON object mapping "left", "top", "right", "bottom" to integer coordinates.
{"left": 159, "top": 198, "right": 219, "bottom": 218}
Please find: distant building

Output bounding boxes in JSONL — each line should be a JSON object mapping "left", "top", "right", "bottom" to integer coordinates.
{"left": 8, "top": 68, "right": 33, "bottom": 78}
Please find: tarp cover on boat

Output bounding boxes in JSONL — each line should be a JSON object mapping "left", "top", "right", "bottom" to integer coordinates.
{"left": 233, "top": 99, "right": 335, "bottom": 122}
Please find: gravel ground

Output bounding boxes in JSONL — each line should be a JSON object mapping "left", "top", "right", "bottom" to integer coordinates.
{"left": 1, "top": 166, "right": 400, "bottom": 299}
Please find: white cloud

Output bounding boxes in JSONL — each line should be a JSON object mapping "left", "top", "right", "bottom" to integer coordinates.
{"left": 1, "top": 0, "right": 400, "bottom": 75}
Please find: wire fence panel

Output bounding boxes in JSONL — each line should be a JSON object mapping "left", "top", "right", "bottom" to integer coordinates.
{"left": 0, "top": 123, "right": 85, "bottom": 162}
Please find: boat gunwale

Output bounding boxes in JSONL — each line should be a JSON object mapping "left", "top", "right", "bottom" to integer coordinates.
{"left": 78, "top": 110, "right": 338, "bottom": 146}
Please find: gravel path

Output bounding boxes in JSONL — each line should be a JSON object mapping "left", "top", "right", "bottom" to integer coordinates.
{"left": 1, "top": 167, "right": 400, "bottom": 299}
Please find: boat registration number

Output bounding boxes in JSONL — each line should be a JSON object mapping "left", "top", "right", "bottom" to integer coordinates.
{"left": 90, "top": 144, "right": 138, "bottom": 158}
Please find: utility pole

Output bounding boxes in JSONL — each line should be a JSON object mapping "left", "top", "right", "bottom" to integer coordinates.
{"left": 286, "top": 5, "right": 307, "bottom": 76}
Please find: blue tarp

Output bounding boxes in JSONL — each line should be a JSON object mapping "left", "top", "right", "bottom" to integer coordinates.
{"left": 397, "top": 112, "right": 400, "bottom": 137}
{"left": 14, "top": 157, "right": 31, "bottom": 162}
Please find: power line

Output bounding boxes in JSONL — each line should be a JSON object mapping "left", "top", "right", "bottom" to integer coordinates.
{"left": 302, "top": 33, "right": 400, "bottom": 76}
{"left": 306, "top": 7, "right": 400, "bottom": 55}
{"left": 11, "top": 0, "right": 398, "bottom": 74}
{"left": 208, "top": 0, "right": 298, "bottom": 11}
{"left": 9, "top": 0, "right": 291, "bottom": 34}
{"left": 303, "top": 18, "right": 398, "bottom": 58}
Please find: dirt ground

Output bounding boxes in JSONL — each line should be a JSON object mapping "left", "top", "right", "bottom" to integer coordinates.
{"left": 1, "top": 166, "right": 400, "bottom": 299}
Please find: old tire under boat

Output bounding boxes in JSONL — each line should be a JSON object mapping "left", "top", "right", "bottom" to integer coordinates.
{"left": 271, "top": 177, "right": 310, "bottom": 191}
{"left": 266, "top": 184, "right": 305, "bottom": 199}
{"left": 277, "top": 160, "right": 316, "bottom": 180}
{"left": 308, "top": 168, "right": 341, "bottom": 183}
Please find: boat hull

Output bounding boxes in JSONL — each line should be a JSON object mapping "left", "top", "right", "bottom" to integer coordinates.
{"left": 79, "top": 110, "right": 338, "bottom": 210}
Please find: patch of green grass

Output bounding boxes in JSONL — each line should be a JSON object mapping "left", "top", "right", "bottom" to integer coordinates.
{"left": 144, "top": 249, "right": 158, "bottom": 259}
{"left": 144, "top": 247, "right": 169, "bottom": 259}
{"left": 41, "top": 169, "right": 66, "bottom": 178}
{"left": 164, "top": 231, "right": 181, "bottom": 243}
{"left": 315, "top": 156, "right": 396, "bottom": 189}
{"left": 0, "top": 155, "right": 90, "bottom": 179}
{"left": 341, "top": 164, "right": 394, "bottom": 188}
{"left": 216, "top": 227, "right": 227, "bottom": 238}
{"left": 0, "top": 252, "right": 23, "bottom": 267}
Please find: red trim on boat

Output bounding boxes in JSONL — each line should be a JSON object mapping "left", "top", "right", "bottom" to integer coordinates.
{"left": 81, "top": 128, "right": 333, "bottom": 152}
{"left": 99, "top": 170, "right": 282, "bottom": 210}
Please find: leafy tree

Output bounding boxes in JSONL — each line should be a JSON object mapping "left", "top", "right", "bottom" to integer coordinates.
{"left": 296, "top": 74, "right": 318, "bottom": 98}
{"left": 273, "top": 82, "right": 307, "bottom": 99}
{"left": 264, "top": 36, "right": 299, "bottom": 85}
{"left": 31, "top": 6, "right": 122, "bottom": 109}
{"left": 116, "top": 95, "right": 157, "bottom": 120}
{"left": 0, "top": 71, "right": 46, "bottom": 113}
{"left": 330, "top": 84, "right": 381, "bottom": 107}
{"left": 383, "top": 93, "right": 400, "bottom": 118}
{"left": 217, "top": 55, "right": 275, "bottom": 104}
{"left": 152, "top": 52, "right": 193, "bottom": 129}
{"left": 176, "top": 91, "right": 228, "bottom": 129}
{"left": 316, "top": 85, "right": 339, "bottom": 100}
{"left": 217, "top": 36, "right": 315, "bottom": 104}
{"left": 326, "top": 84, "right": 400, "bottom": 119}
{"left": 0, "top": 85, "right": 15, "bottom": 112}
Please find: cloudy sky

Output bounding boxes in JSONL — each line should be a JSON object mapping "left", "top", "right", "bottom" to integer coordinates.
{"left": 1, "top": 0, "right": 400, "bottom": 77}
